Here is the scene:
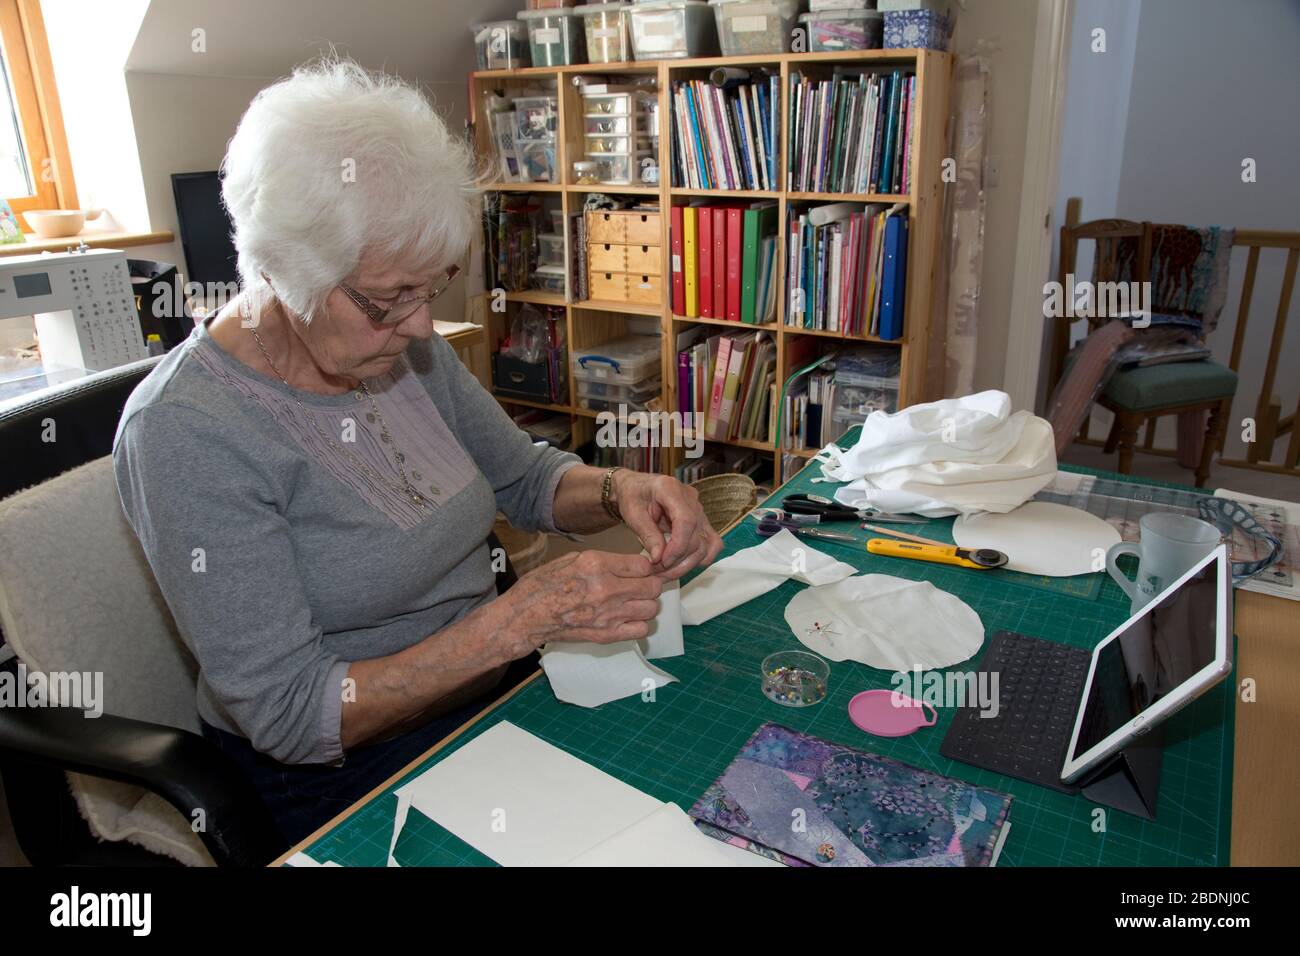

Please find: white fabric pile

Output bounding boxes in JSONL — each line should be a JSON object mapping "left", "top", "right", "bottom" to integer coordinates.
{"left": 815, "top": 390, "right": 1057, "bottom": 518}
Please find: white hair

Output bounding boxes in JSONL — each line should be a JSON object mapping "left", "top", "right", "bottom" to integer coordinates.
{"left": 221, "top": 58, "right": 477, "bottom": 322}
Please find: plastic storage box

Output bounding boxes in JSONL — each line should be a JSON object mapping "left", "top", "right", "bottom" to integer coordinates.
{"left": 471, "top": 21, "right": 529, "bottom": 70}
{"left": 571, "top": 336, "right": 662, "bottom": 388}
{"left": 579, "top": 4, "right": 634, "bottom": 63}
{"left": 710, "top": 0, "right": 800, "bottom": 56}
{"left": 537, "top": 233, "right": 566, "bottom": 268}
{"left": 798, "top": 8, "right": 883, "bottom": 50}
{"left": 518, "top": 8, "right": 586, "bottom": 67}
{"left": 533, "top": 264, "right": 567, "bottom": 295}
{"left": 577, "top": 376, "right": 662, "bottom": 411}
{"left": 630, "top": 0, "right": 718, "bottom": 60}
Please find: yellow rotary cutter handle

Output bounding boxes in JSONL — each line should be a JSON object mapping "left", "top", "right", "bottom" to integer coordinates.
{"left": 860, "top": 524, "right": 1009, "bottom": 571}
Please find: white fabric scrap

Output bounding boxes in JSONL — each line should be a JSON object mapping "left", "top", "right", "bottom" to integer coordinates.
{"left": 539, "top": 582, "right": 683, "bottom": 709}
{"left": 815, "top": 390, "right": 1057, "bottom": 518}
{"left": 680, "top": 528, "right": 858, "bottom": 626}
{"left": 785, "top": 574, "right": 986, "bottom": 671}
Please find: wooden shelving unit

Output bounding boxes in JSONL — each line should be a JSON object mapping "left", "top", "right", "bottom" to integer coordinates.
{"left": 468, "top": 47, "right": 952, "bottom": 478}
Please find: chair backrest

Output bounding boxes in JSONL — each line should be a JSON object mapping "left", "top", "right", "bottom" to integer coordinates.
{"left": 1047, "top": 197, "right": 1154, "bottom": 397}
{"left": 0, "top": 456, "right": 199, "bottom": 731}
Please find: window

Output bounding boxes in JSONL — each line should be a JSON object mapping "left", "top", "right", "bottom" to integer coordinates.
{"left": 0, "top": 0, "right": 76, "bottom": 228}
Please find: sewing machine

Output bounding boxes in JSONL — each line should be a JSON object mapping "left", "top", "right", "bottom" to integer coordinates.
{"left": 0, "top": 247, "right": 146, "bottom": 373}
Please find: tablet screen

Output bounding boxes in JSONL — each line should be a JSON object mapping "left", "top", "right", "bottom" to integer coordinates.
{"left": 1072, "top": 556, "right": 1222, "bottom": 759}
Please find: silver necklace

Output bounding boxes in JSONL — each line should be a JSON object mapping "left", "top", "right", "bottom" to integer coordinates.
{"left": 249, "top": 325, "right": 431, "bottom": 509}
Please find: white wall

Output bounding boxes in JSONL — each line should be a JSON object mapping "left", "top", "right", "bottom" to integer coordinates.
{"left": 1053, "top": 0, "right": 1300, "bottom": 458}
{"left": 948, "top": 0, "right": 1041, "bottom": 394}
{"left": 41, "top": 0, "right": 151, "bottom": 230}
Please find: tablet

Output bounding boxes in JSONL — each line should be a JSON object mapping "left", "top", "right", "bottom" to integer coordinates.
{"left": 1060, "top": 544, "right": 1232, "bottom": 785}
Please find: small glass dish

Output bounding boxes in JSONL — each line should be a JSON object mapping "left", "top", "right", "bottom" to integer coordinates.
{"left": 761, "top": 651, "right": 830, "bottom": 708}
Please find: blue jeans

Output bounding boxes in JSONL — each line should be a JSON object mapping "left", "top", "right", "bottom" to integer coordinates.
{"left": 201, "top": 659, "right": 536, "bottom": 848}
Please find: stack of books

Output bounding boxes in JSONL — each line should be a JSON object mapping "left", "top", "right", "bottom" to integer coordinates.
{"left": 670, "top": 202, "right": 779, "bottom": 324}
{"left": 676, "top": 327, "right": 777, "bottom": 446}
{"left": 670, "top": 72, "right": 779, "bottom": 191}
{"left": 787, "top": 69, "right": 916, "bottom": 196}
{"left": 786, "top": 203, "right": 909, "bottom": 340}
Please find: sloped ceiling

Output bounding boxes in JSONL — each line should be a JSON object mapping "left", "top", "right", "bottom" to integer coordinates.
{"left": 126, "top": 0, "right": 520, "bottom": 82}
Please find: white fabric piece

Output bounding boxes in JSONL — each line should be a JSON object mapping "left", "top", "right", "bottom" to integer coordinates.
{"left": 953, "top": 501, "right": 1121, "bottom": 577}
{"left": 816, "top": 390, "right": 1057, "bottom": 517}
{"left": 785, "top": 574, "right": 985, "bottom": 671}
{"left": 680, "top": 528, "right": 859, "bottom": 626}
{"left": 539, "top": 639, "right": 677, "bottom": 708}
{"left": 388, "top": 721, "right": 776, "bottom": 867}
{"left": 538, "top": 581, "right": 682, "bottom": 708}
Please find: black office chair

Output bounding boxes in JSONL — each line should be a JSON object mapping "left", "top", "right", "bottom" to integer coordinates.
{"left": 0, "top": 358, "right": 522, "bottom": 866}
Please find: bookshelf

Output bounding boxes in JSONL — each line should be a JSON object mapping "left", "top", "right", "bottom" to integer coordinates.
{"left": 468, "top": 47, "right": 952, "bottom": 481}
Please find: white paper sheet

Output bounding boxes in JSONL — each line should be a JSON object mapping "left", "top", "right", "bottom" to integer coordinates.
{"left": 387, "top": 721, "right": 781, "bottom": 867}
{"left": 680, "top": 528, "right": 858, "bottom": 626}
{"left": 785, "top": 574, "right": 986, "bottom": 671}
{"left": 563, "top": 801, "right": 778, "bottom": 867}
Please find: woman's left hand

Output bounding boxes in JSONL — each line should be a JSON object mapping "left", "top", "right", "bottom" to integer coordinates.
{"left": 610, "top": 470, "right": 724, "bottom": 580}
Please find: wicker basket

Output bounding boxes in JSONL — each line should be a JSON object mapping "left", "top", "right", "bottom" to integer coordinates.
{"left": 690, "top": 473, "right": 758, "bottom": 534}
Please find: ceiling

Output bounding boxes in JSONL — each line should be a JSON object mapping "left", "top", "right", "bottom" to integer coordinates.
{"left": 126, "top": 0, "right": 521, "bottom": 82}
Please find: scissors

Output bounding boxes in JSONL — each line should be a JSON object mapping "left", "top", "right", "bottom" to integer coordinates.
{"left": 779, "top": 493, "right": 920, "bottom": 523}
{"left": 754, "top": 514, "right": 862, "bottom": 544}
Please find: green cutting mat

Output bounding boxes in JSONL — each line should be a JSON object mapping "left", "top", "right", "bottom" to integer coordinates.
{"left": 301, "top": 446, "right": 1236, "bottom": 868}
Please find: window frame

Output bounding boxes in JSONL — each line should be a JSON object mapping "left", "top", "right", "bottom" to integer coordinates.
{"left": 0, "top": 0, "right": 77, "bottom": 230}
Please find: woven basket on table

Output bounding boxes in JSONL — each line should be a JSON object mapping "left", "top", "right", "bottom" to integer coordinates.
{"left": 690, "top": 474, "right": 758, "bottom": 534}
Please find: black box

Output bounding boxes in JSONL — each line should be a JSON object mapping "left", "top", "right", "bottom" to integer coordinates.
{"left": 492, "top": 352, "right": 554, "bottom": 403}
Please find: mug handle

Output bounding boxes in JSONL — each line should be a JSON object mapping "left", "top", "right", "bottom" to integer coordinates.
{"left": 1106, "top": 542, "right": 1142, "bottom": 601}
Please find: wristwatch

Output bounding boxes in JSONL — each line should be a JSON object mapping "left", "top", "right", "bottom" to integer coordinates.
{"left": 601, "top": 466, "right": 623, "bottom": 522}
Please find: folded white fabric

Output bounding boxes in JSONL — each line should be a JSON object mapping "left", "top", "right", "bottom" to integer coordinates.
{"left": 785, "top": 574, "right": 985, "bottom": 671}
{"left": 815, "top": 390, "right": 1057, "bottom": 517}
{"left": 680, "top": 528, "right": 858, "bottom": 626}
{"left": 540, "top": 582, "right": 683, "bottom": 708}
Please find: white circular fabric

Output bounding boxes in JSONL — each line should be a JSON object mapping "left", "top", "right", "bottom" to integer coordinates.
{"left": 953, "top": 501, "right": 1121, "bottom": 577}
{"left": 785, "top": 574, "right": 985, "bottom": 671}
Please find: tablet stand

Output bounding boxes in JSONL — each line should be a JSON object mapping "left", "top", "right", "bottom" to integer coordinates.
{"left": 1077, "top": 728, "right": 1164, "bottom": 820}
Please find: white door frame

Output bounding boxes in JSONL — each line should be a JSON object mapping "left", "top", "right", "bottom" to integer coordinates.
{"left": 1002, "top": 0, "right": 1073, "bottom": 412}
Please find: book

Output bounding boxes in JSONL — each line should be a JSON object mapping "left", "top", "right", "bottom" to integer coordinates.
{"left": 683, "top": 206, "right": 699, "bottom": 317}
{"left": 698, "top": 205, "right": 715, "bottom": 318}
{"left": 689, "top": 723, "right": 1013, "bottom": 867}
{"left": 671, "top": 72, "right": 779, "bottom": 191}
{"left": 670, "top": 206, "right": 685, "bottom": 315}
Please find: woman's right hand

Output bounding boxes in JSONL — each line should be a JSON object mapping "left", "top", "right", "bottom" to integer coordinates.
{"left": 492, "top": 551, "right": 665, "bottom": 656}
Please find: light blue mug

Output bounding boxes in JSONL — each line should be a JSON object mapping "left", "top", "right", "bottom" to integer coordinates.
{"left": 1105, "top": 512, "right": 1222, "bottom": 614}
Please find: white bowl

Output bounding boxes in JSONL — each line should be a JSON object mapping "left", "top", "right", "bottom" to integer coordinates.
{"left": 25, "top": 209, "right": 86, "bottom": 238}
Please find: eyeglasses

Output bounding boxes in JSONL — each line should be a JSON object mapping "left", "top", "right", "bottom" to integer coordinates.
{"left": 338, "top": 266, "right": 462, "bottom": 326}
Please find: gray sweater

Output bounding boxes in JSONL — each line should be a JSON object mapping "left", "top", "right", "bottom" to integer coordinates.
{"left": 113, "top": 320, "right": 579, "bottom": 765}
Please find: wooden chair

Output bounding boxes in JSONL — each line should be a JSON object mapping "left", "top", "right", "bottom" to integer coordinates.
{"left": 1048, "top": 198, "right": 1237, "bottom": 487}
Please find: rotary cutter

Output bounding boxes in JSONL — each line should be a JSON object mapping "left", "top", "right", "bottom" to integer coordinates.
{"left": 861, "top": 523, "right": 1008, "bottom": 570}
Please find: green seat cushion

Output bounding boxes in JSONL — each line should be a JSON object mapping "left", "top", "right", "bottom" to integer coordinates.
{"left": 1104, "top": 360, "right": 1238, "bottom": 412}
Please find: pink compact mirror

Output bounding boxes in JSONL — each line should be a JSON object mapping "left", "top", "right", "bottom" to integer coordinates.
{"left": 847, "top": 689, "right": 938, "bottom": 738}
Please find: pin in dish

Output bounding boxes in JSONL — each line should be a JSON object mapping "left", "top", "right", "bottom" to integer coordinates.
{"left": 848, "top": 689, "right": 937, "bottom": 737}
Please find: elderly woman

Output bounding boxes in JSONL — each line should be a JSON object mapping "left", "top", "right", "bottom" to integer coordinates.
{"left": 113, "top": 60, "right": 722, "bottom": 846}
